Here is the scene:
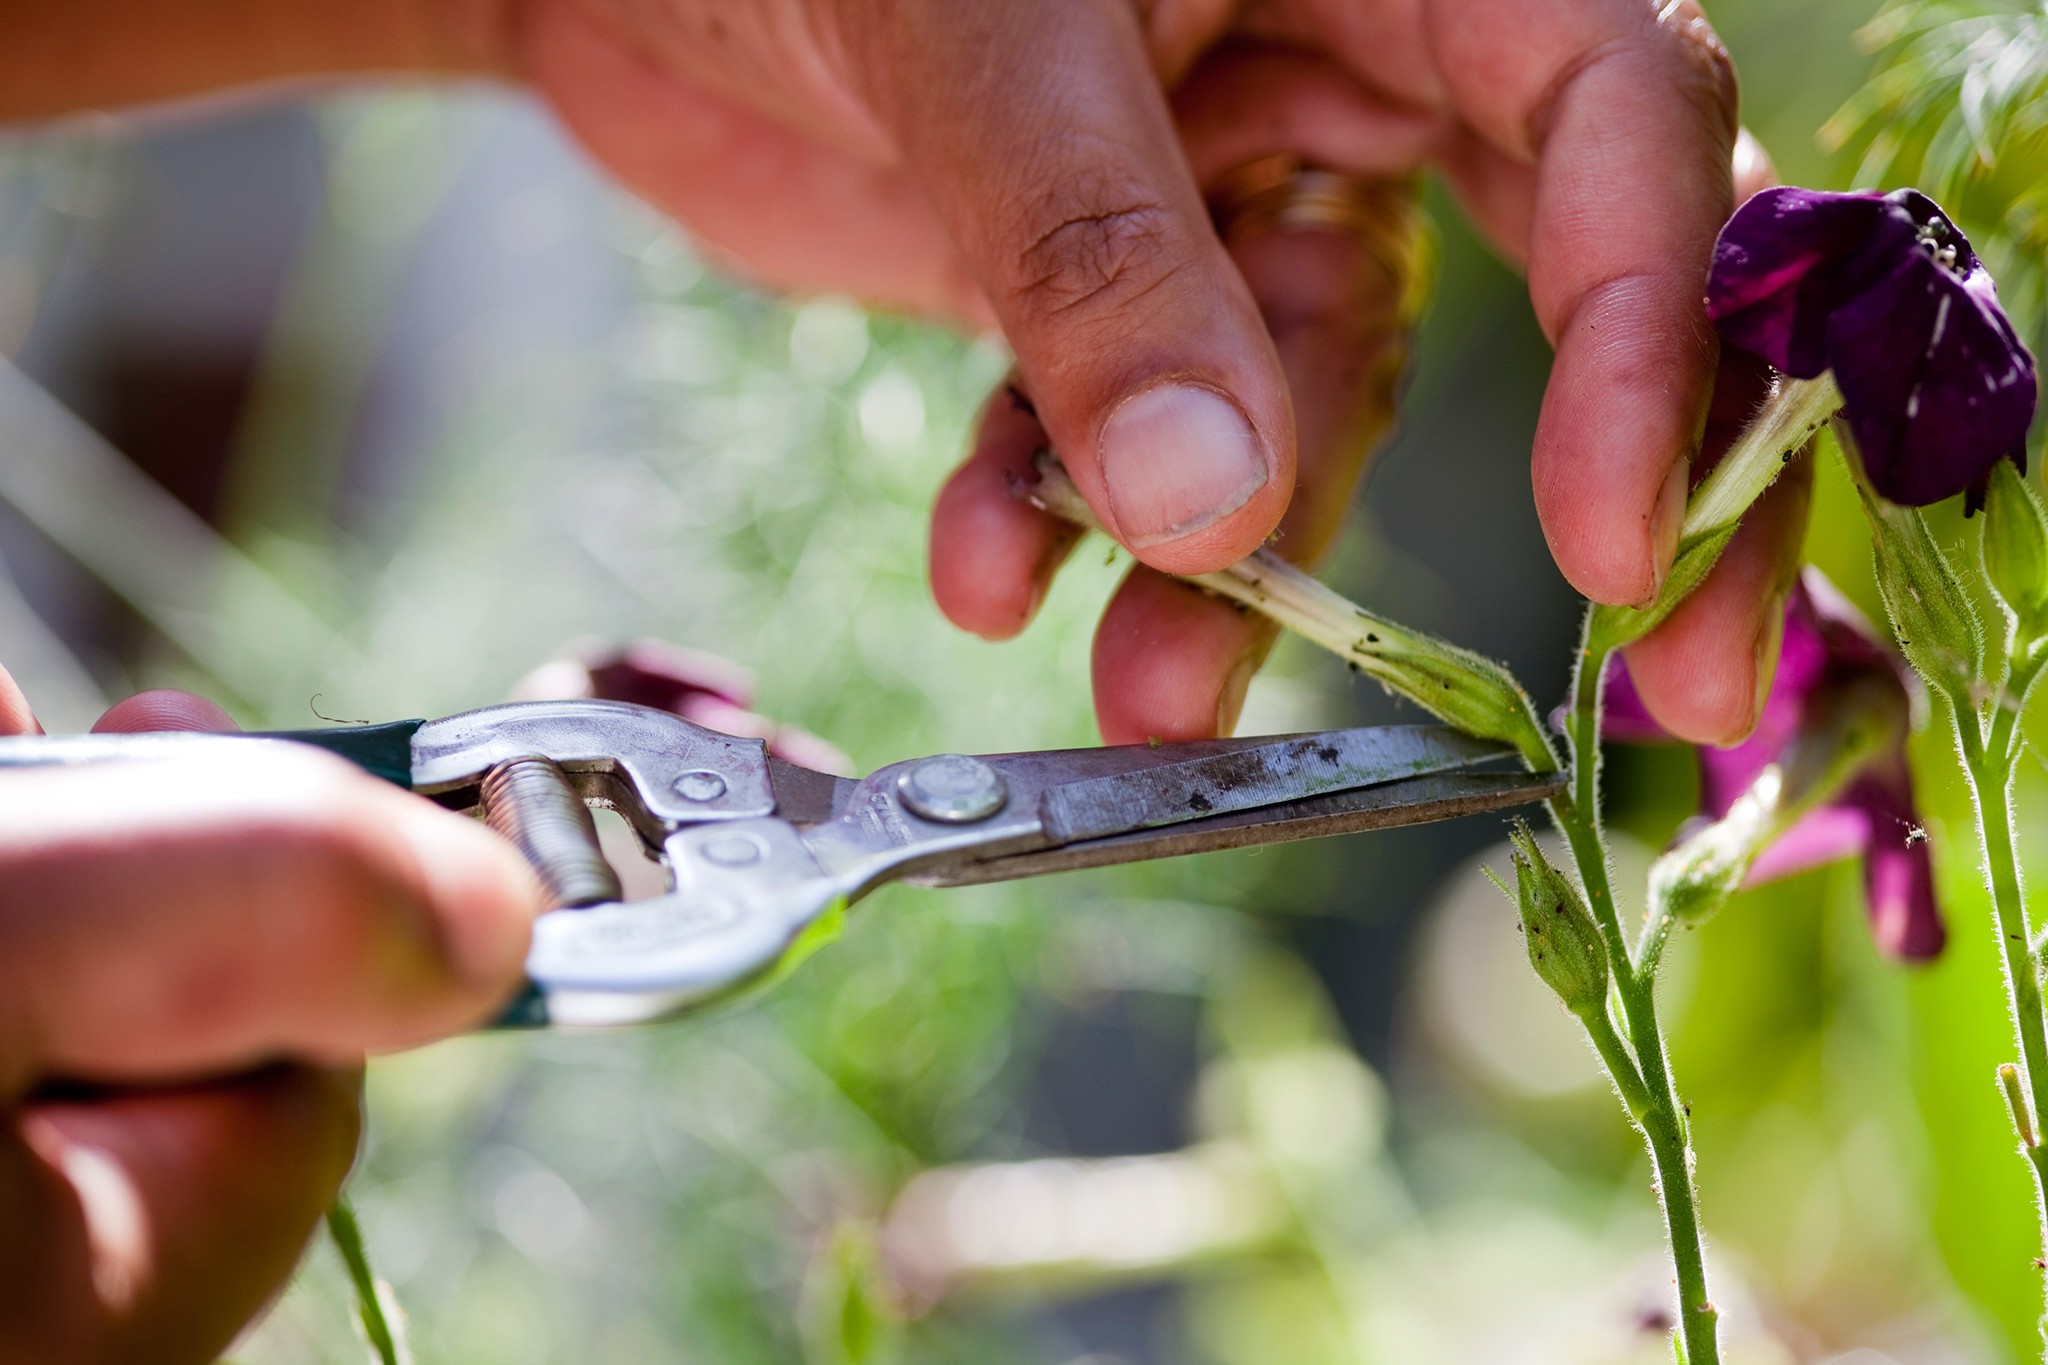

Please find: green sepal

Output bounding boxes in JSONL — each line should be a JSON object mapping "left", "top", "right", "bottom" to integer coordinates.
{"left": 1352, "top": 624, "right": 1556, "bottom": 773}
{"left": 1980, "top": 459, "right": 2048, "bottom": 648}
{"left": 1865, "top": 496, "right": 1986, "bottom": 701}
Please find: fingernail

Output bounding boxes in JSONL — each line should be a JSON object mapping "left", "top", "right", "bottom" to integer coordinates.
{"left": 1099, "top": 383, "right": 1269, "bottom": 550}
{"left": 1645, "top": 457, "right": 1691, "bottom": 605}
{"left": 1217, "top": 650, "right": 1260, "bottom": 738}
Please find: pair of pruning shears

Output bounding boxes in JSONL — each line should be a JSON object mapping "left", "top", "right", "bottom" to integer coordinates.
{"left": 0, "top": 699, "right": 1563, "bottom": 1027}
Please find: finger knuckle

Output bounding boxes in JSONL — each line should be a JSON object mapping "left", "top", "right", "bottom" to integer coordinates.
{"left": 1003, "top": 174, "right": 1186, "bottom": 326}
{"left": 1528, "top": 6, "right": 1739, "bottom": 152}
{"left": 1655, "top": 3, "right": 1739, "bottom": 134}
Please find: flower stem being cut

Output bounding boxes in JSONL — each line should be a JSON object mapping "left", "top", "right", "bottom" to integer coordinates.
{"left": 1019, "top": 448, "right": 1727, "bottom": 1363}
{"left": 1021, "top": 453, "right": 1558, "bottom": 774}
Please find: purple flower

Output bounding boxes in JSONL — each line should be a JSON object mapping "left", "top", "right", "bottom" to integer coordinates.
{"left": 1602, "top": 569, "right": 1943, "bottom": 959}
{"left": 1706, "top": 187, "right": 2036, "bottom": 510}
{"left": 512, "top": 638, "right": 854, "bottom": 775}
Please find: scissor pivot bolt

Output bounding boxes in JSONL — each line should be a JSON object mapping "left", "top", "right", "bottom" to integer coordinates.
{"left": 673, "top": 770, "right": 728, "bottom": 802}
{"left": 898, "top": 755, "right": 1007, "bottom": 823}
{"left": 700, "top": 834, "right": 764, "bottom": 866}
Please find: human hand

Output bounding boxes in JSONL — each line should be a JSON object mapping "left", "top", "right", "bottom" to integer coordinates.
{"left": 0, "top": 668, "right": 538, "bottom": 1364}
{"left": 470, "top": 0, "right": 1793, "bottom": 746}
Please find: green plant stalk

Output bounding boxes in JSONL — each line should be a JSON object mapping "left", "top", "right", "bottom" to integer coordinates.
{"left": 1541, "top": 378, "right": 1852, "bottom": 1365}
{"left": 1014, "top": 371, "right": 1842, "bottom": 1365}
{"left": 1579, "top": 995, "right": 1655, "bottom": 1123}
{"left": 1558, "top": 626, "right": 1719, "bottom": 1365}
{"left": 1951, "top": 644, "right": 2048, "bottom": 1349}
{"left": 327, "top": 1196, "right": 403, "bottom": 1365}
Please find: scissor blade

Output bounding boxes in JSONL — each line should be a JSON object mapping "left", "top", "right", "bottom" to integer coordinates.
{"left": 907, "top": 768, "right": 1563, "bottom": 887}
{"left": 1038, "top": 724, "right": 1510, "bottom": 844}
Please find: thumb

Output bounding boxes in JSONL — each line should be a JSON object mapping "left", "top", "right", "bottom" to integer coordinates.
{"left": 841, "top": 0, "right": 1293, "bottom": 573}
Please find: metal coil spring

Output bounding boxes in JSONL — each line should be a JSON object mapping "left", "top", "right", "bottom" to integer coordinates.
{"left": 479, "top": 756, "right": 623, "bottom": 909}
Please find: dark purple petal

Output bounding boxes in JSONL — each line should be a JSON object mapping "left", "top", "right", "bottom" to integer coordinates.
{"left": 511, "top": 639, "right": 854, "bottom": 773}
{"left": 581, "top": 639, "right": 757, "bottom": 711}
{"left": 1707, "top": 188, "right": 1905, "bottom": 375}
{"left": 1827, "top": 250, "right": 2037, "bottom": 506}
{"left": 1706, "top": 186, "right": 2037, "bottom": 510}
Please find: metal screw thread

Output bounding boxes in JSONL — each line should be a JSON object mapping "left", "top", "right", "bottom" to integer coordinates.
{"left": 479, "top": 757, "right": 623, "bottom": 909}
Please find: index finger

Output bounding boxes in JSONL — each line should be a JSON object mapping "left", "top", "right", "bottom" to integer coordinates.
{"left": 1428, "top": 0, "right": 1738, "bottom": 608}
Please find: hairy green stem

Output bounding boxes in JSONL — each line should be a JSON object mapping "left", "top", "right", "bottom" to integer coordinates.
{"left": 1581, "top": 998, "right": 1655, "bottom": 1123}
{"left": 1954, "top": 648, "right": 2048, "bottom": 1346}
{"left": 1556, "top": 625, "right": 1720, "bottom": 1365}
{"left": 328, "top": 1196, "right": 403, "bottom": 1365}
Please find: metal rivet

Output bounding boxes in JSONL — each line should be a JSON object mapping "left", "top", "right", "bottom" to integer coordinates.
{"left": 897, "top": 754, "right": 1007, "bottom": 824}
{"left": 700, "top": 834, "right": 763, "bottom": 867}
{"left": 673, "top": 770, "right": 728, "bottom": 802}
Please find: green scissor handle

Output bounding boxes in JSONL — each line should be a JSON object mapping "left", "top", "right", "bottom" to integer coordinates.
{"left": 247, "top": 720, "right": 424, "bottom": 789}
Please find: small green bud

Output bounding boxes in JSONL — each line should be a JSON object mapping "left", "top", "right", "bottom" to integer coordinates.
{"left": 1497, "top": 820, "right": 1609, "bottom": 1016}
{"left": 1981, "top": 459, "right": 2048, "bottom": 644}
{"left": 1646, "top": 817, "right": 1753, "bottom": 932}
{"left": 1860, "top": 489, "right": 1985, "bottom": 699}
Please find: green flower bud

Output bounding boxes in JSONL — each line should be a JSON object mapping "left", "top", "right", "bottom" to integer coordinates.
{"left": 1647, "top": 802, "right": 1759, "bottom": 933}
{"left": 1981, "top": 459, "right": 2048, "bottom": 645}
{"left": 1495, "top": 820, "right": 1609, "bottom": 1017}
{"left": 1858, "top": 485, "right": 1986, "bottom": 700}
{"left": 1345, "top": 620, "right": 1555, "bottom": 773}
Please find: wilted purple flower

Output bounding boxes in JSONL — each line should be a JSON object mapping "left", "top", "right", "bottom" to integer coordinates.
{"left": 1602, "top": 569, "right": 1942, "bottom": 959}
{"left": 513, "top": 638, "right": 854, "bottom": 775}
{"left": 1706, "top": 187, "right": 2036, "bottom": 510}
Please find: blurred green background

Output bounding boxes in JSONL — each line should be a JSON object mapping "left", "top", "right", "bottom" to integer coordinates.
{"left": 2, "top": 2, "right": 2044, "bottom": 1361}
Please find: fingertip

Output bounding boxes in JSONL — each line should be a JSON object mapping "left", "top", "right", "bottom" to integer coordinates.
{"left": 1622, "top": 621, "right": 1767, "bottom": 746}
{"left": 930, "top": 385, "right": 1081, "bottom": 639}
{"left": 1091, "top": 568, "right": 1272, "bottom": 745}
{"left": 1652, "top": 455, "right": 1689, "bottom": 587}
{"left": 1533, "top": 276, "right": 1716, "bottom": 606}
{"left": 0, "top": 664, "right": 40, "bottom": 736}
{"left": 92, "top": 691, "right": 240, "bottom": 735}
{"left": 21, "top": 1064, "right": 362, "bottom": 1362}
{"left": 1732, "top": 127, "right": 1776, "bottom": 205}
{"left": 1623, "top": 452, "right": 1812, "bottom": 744}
